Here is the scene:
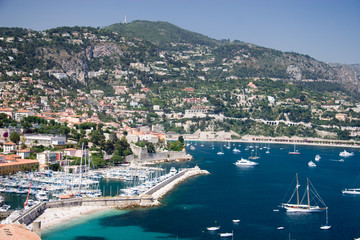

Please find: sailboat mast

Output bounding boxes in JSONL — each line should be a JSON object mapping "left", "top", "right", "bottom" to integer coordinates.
{"left": 307, "top": 178, "right": 310, "bottom": 208}
{"left": 296, "top": 173, "right": 300, "bottom": 205}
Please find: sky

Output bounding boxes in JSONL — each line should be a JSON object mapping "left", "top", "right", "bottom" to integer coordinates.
{"left": 0, "top": 0, "right": 359, "bottom": 64}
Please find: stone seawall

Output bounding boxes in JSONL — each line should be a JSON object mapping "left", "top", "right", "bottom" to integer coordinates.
{"left": 12, "top": 196, "right": 155, "bottom": 226}
{"left": 126, "top": 150, "right": 192, "bottom": 163}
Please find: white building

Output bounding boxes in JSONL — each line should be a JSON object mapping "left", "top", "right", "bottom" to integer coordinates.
{"left": 37, "top": 150, "right": 57, "bottom": 165}
{"left": 24, "top": 134, "right": 66, "bottom": 147}
{"left": 3, "top": 142, "right": 17, "bottom": 154}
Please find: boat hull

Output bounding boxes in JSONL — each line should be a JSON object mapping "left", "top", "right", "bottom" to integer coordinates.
{"left": 282, "top": 204, "right": 324, "bottom": 213}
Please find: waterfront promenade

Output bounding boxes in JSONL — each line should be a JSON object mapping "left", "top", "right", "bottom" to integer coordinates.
{"left": 168, "top": 131, "right": 360, "bottom": 148}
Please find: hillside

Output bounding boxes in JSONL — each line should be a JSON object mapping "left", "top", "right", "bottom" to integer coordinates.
{"left": 0, "top": 21, "right": 359, "bottom": 96}
{"left": 106, "top": 20, "right": 220, "bottom": 47}
{"left": 1, "top": 22, "right": 360, "bottom": 140}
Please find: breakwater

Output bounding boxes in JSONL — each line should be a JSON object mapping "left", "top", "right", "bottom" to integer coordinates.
{"left": 7, "top": 166, "right": 208, "bottom": 229}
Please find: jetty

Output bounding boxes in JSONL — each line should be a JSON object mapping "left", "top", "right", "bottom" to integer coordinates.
{"left": 3, "top": 166, "right": 209, "bottom": 229}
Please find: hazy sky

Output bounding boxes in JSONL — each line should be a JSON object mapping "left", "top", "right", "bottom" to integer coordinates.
{"left": 0, "top": 0, "right": 359, "bottom": 64}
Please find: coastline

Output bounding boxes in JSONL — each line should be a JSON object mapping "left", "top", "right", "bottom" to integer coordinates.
{"left": 33, "top": 206, "right": 112, "bottom": 231}
{"left": 32, "top": 167, "right": 209, "bottom": 233}
{"left": 172, "top": 134, "right": 360, "bottom": 148}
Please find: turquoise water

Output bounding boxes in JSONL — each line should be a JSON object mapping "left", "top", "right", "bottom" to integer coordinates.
{"left": 40, "top": 142, "right": 360, "bottom": 239}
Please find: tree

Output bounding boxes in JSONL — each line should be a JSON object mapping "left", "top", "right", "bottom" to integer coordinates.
{"left": 109, "top": 155, "right": 124, "bottom": 165}
{"left": 10, "top": 132, "right": 20, "bottom": 144}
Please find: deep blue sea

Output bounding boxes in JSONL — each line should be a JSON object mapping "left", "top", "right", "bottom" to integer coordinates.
{"left": 36, "top": 142, "right": 360, "bottom": 239}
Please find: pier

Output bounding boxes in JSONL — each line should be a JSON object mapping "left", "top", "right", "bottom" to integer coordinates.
{"left": 5, "top": 166, "right": 209, "bottom": 228}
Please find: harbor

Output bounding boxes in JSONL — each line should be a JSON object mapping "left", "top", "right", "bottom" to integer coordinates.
{"left": 0, "top": 165, "right": 209, "bottom": 233}
{"left": 39, "top": 141, "right": 360, "bottom": 240}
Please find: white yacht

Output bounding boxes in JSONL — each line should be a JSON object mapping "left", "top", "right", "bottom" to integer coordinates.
{"left": 217, "top": 151, "right": 224, "bottom": 155}
{"left": 232, "top": 148, "right": 241, "bottom": 153}
{"left": 207, "top": 226, "right": 220, "bottom": 231}
{"left": 234, "top": 158, "right": 258, "bottom": 166}
{"left": 342, "top": 188, "right": 360, "bottom": 195}
{"left": 0, "top": 204, "right": 10, "bottom": 212}
{"left": 315, "top": 155, "right": 321, "bottom": 161}
{"left": 35, "top": 190, "right": 49, "bottom": 201}
{"left": 308, "top": 161, "right": 316, "bottom": 167}
{"left": 220, "top": 232, "right": 233, "bottom": 238}
{"left": 339, "top": 150, "right": 354, "bottom": 157}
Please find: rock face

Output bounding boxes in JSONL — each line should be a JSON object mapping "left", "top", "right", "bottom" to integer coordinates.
{"left": 29, "top": 24, "right": 359, "bottom": 94}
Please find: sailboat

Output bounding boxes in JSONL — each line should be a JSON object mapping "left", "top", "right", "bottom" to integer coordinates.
{"left": 320, "top": 208, "right": 331, "bottom": 230}
{"left": 281, "top": 174, "right": 327, "bottom": 213}
{"left": 289, "top": 145, "right": 301, "bottom": 155}
{"left": 249, "top": 147, "right": 260, "bottom": 160}
{"left": 217, "top": 144, "right": 224, "bottom": 155}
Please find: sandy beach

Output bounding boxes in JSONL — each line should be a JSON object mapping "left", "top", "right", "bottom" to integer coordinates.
{"left": 33, "top": 206, "right": 111, "bottom": 231}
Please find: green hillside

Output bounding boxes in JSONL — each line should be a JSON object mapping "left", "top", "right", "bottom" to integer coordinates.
{"left": 106, "top": 20, "right": 220, "bottom": 47}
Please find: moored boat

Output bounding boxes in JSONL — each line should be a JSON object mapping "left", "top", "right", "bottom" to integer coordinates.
{"left": 308, "top": 161, "right": 316, "bottom": 167}
{"left": 234, "top": 158, "right": 258, "bottom": 166}
{"left": 220, "top": 232, "right": 233, "bottom": 238}
{"left": 342, "top": 188, "right": 360, "bottom": 195}
{"left": 207, "top": 226, "right": 220, "bottom": 231}
{"left": 339, "top": 150, "right": 354, "bottom": 157}
{"left": 281, "top": 174, "right": 327, "bottom": 213}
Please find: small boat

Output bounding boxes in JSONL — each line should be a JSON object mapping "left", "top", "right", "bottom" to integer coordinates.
{"left": 232, "top": 219, "right": 240, "bottom": 223}
{"left": 232, "top": 148, "right": 241, "bottom": 153}
{"left": 217, "top": 151, "right": 224, "bottom": 155}
{"left": 308, "top": 161, "right": 316, "bottom": 167}
{"left": 190, "top": 146, "right": 195, "bottom": 150}
{"left": 273, "top": 209, "right": 279, "bottom": 212}
{"left": 281, "top": 174, "right": 327, "bottom": 213}
{"left": 339, "top": 150, "right": 354, "bottom": 157}
{"left": 277, "top": 227, "right": 284, "bottom": 230}
{"left": 320, "top": 208, "right": 331, "bottom": 230}
{"left": 342, "top": 188, "right": 360, "bottom": 195}
{"left": 220, "top": 232, "right": 233, "bottom": 238}
{"left": 315, "top": 155, "right": 321, "bottom": 161}
{"left": 0, "top": 204, "right": 10, "bottom": 212}
{"left": 289, "top": 145, "right": 300, "bottom": 155}
{"left": 234, "top": 158, "right": 258, "bottom": 166}
{"left": 266, "top": 150, "right": 270, "bottom": 154}
{"left": 207, "top": 226, "right": 220, "bottom": 231}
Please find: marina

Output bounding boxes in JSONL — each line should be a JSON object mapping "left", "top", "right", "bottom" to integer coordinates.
{"left": 40, "top": 142, "right": 359, "bottom": 240}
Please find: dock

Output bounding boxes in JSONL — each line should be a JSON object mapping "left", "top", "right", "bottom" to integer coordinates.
{"left": 4, "top": 166, "right": 209, "bottom": 228}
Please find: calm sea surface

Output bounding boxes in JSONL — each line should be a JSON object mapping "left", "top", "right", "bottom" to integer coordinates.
{"left": 23, "top": 143, "right": 360, "bottom": 239}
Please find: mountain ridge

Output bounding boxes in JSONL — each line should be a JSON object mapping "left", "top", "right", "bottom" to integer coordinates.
{"left": 0, "top": 20, "right": 359, "bottom": 95}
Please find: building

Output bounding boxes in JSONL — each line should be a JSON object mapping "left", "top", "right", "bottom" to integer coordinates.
{"left": 0, "top": 159, "right": 39, "bottom": 175}
{"left": 36, "top": 150, "right": 62, "bottom": 165}
{"left": 3, "top": 142, "right": 17, "bottom": 154}
{"left": 0, "top": 108, "right": 13, "bottom": 118}
{"left": 184, "top": 106, "right": 209, "bottom": 118}
{"left": 14, "top": 110, "right": 34, "bottom": 121}
{"left": 0, "top": 224, "right": 41, "bottom": 240}
{"left": 63, "top": 165, "right": 89, "bottom": 173}
{"left": 17, "top": 149, "right": 31, "bottom": 159}
{"left": 24, "top": 134, "right": 66, "bottom": 147}
{"left": 63, "top": 148, "right": 87, "bottom": 158}
{"left": 335, "top": 113, "right": 347, "bottom": 121}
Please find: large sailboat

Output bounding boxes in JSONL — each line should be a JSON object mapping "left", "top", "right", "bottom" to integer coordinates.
{"left": 281, "top": 174, "right": 327, "bottom": 213}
